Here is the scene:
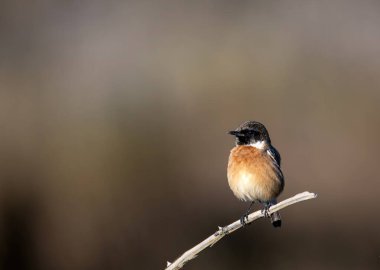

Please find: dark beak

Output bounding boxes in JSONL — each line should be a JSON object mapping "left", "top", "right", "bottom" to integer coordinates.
{"left": 228, "top": 130, "right": 241, "bottom": 136}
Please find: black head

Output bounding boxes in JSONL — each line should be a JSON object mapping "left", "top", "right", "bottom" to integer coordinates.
{"left": 228, "top": 121, "right": 271, "bottom": 146}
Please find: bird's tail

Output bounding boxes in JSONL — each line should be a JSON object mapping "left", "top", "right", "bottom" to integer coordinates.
{"left": 267, "top": 199, "right": 281, "bottom": 228}
{"left": 270, "top": 211, "right": 282, "bottom": 228}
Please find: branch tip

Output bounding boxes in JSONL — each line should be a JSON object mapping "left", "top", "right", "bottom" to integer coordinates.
{"left": 165, "top": 191, "right": 317, "bottom": 270}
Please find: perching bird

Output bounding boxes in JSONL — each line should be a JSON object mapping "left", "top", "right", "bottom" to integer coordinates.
{"left": 227, "top": 121, "right": 284, "bottom": 227}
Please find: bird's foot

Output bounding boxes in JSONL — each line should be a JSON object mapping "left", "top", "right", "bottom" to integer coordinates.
{"left": 240, "top": 214, "right": 249, "bottom": 226}
{"left": 261, "top": 206, "right": 271, "bottom": 218}
{"left": 240, "top": 201, "right": 254, "bottom": 226}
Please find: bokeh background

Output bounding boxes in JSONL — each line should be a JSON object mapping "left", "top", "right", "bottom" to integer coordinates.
{"left": 0, "top": 1, "right": 379, "bottom": 269}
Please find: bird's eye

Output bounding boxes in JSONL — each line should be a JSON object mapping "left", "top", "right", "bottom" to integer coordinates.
{"left": 242, "top": 130, "right": 255, "bottom": 136}
{"left": 250, "top": 131, "right": 260, "bottom": 138}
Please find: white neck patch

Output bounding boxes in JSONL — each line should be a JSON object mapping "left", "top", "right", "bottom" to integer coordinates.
{"left": 249, "top": 140, "right": 266, "bottom": 149}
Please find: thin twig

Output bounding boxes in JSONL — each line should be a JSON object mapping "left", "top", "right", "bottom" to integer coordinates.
{"left": 165, "top": 191, "right": 317, "bottom": 270}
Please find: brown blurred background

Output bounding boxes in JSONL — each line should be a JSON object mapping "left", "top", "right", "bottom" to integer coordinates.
{"left": 0, "top": 1, "right": 379, "bottom": 269}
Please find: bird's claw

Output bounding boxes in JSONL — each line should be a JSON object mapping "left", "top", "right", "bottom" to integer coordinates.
{"left": 261, "top": 207, "right": 270, "bottom": 218}
{"left": 240, "top": 214, "right": 249, "bottom": 226}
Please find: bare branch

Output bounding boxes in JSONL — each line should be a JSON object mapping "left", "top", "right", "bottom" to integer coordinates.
{"left": 165, "top": 191, "right": 317, "bottom": 270}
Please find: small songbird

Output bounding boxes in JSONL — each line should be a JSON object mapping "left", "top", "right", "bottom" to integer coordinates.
{"left": 227, "top": 121, "right": 284, "bottom": 227}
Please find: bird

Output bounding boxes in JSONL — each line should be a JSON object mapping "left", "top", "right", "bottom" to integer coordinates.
{"left": 227, "top": 121, "right": 284, "bottom": 227}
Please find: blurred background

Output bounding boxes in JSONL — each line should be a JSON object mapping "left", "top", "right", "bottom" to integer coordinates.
{"left": 0, "top": 1, "right": 379, "bottom": 269}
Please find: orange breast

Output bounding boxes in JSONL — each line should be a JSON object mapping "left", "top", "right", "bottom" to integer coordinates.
{"left": 227, "top": 146, "right": 283, "bottom": 202}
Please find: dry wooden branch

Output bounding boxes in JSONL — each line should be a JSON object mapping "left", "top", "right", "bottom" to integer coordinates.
{"left": 165, "top": 191, "right": 317, "bottom": 270}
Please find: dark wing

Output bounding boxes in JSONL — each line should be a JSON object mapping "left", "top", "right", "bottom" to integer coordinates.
{"left": 267, "top": 145, "right": 281, "bottom": 167}
{"left": 267, "top": 145, "right": 285, "bottom": 191}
